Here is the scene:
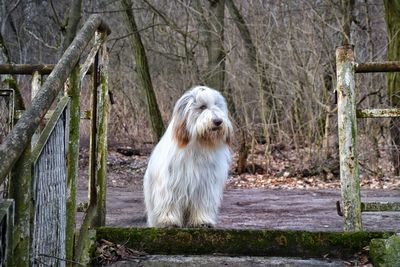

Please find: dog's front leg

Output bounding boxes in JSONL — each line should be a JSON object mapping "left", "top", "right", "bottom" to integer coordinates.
{"left": 187, "top": 190, "right": 221, "bottom": 228}
{"left": 153, "top": 201, "right": 184, "bottom": 228}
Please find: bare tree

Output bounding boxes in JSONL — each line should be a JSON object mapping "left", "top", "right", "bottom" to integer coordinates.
{"left": 340, "top": 0, "right": 355, "bottom": 45}
{"left": 62, "top": 0, "right": 83, "bottom": 51}
{"left": 384, "top": 0, "right": 400, "bottom": 175}
{"left": 121, "top": 0, "right": 165, "bottom": 141}
{"left": 202, "top": 0, "right": 226, "bottom": 91}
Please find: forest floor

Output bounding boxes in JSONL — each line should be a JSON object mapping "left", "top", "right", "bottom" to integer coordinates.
{"left": 78, "top": 143, "right": 400, "bottom": 191}
{"left": 77, "top": 143, "right": 400, "bottom": 266}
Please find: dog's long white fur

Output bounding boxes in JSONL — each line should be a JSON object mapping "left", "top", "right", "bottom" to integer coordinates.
{"left": 144, "top": 86, "right": 233, "bottom": 227}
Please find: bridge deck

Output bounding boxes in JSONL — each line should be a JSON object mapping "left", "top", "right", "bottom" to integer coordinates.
{"left": 77, "top": 188, "right": 400, "bottom": 232}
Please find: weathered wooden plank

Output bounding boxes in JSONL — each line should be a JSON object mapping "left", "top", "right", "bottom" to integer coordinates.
{"left": 8, "top": 146, "right": 31, "bottom": 267}
{"left": 94, "top": 39, "right": 109, "bottom": 227}
{"left": 96, "top": 227, "right": 394, "bottom": 258}
{"left": 0, "top": 199, "right": 14, "bottom": 266}
{"left": 0, "top": 64, "right": 95, "bottom": 76}
{"left": 0, "top": 14, "right": 110, "bottom": 185}
{"left": 356, "top": 108, "right": 400, "bottom": 118}
{"left": 79, "top": 33, "right": 106, "bottom": 82}
{"left": 31, "top": 71, "right": 42, "bottom": 146}
{"left": 31, "top": 97, "right": 69, "bottom": 161}
{"left": 355, "top": 61, "right": 400, "bottom": 73}
{"left": 65, "top": 66, "right": 80, "bottom": 264}
{"left": 75, "top": 34, "right": 103, "bottom": 263}
{"left": 31, "top": 106, "right": 68, "bottom": 266}
{"left": 361, "top": 202, "right": 400, "bottom": 212}
{"left": 0, "top": 64, "right": 54, "bottom": 75}
{"left": 336, "top": 45, "right": 363, "bottom": 231}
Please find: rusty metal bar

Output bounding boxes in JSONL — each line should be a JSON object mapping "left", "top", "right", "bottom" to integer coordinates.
{"left": 356, "top": 108, "right": 400, "bottom": 118}
{"left": 336, "top": 45, "right": 363, "bottom": 231}
{"left": 355, "top": 61, "right": 400, "bottom": 73}
{"left": 361, "top": 202, "right": 400, "bottom": 212}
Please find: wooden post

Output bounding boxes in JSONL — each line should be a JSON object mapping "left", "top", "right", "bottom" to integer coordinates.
{"left": 64, "top": 65, "right": 80, "bottom": 265}
{"left": 8, "top": 146, "right": 31, "bottom": 267}
{"left": 31, "top": 71, "right": 42, "bottom": 146}
{"left": 74, "top": 30, "right": 109, "bottom": 263}
{"left": 88, "top": 53, "right": 99, "bottom": 208}
{"left": 94, "top": 39, "right": 109, "bottom": 227}
{"left": 336, "top": 45, "right": 362, "bottom": 231}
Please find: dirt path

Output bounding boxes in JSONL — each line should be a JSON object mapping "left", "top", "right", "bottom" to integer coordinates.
{"left": 77, "top": 187, "right": 400, "bottom": 231}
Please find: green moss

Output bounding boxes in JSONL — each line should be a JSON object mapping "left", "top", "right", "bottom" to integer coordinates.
{"left": 370, "top": 235, "right": 400, "bottom": 267}
{"left": 65, "top": 66, "right": 80, "bottom": 263}
{"left": 96, "top": 227, "right": 393, "bottom": 259}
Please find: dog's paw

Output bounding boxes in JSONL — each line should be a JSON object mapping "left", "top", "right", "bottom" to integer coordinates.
{"left": 200, "top": 223, "right": 214, "bottom": 229}
{"left": 166, "top": 224, "right": 180, "bottom": 229}
{"left": 187, "top": 222, "right": 214, "bottom": 228}
{"left": 158, "top": 222, "right": 180, "bottom": 228}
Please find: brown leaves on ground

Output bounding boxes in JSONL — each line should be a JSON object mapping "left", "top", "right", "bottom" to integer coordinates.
{"left": 94, "top": 239, "right": 147, "bottom": 265}
{"left": 79, "top": 142, "right": 400, "bottom": 191}
{"left": 227, "top": 143, "right": 400, "bottom": 190}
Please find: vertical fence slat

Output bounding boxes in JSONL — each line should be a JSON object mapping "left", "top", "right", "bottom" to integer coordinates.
{"left": 9, "top": 136, "right": 31, "bottom": 267}
{"left": 65, "top": 65, "right": 80, "bottom": 265}
{"left": 74, "top": 31, "right": 102, "bottom": 264}
{"left": 31, "top": 71, "right": 42, "bottom": 146}
{"left": 336, "top": 45, "right": 362, "bottom": 231}
{"left": 94, "top": 40, "right": 109, "bottom": 227}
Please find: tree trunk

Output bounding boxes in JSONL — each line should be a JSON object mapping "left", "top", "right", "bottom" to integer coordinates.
{"left": 204, "top": 0, "right": 225, "bottom": 91}
{"left": 383, "top": 0, "right": 400, "bottom": 175}
{"left": 194, "top": 1, "right": 251, "bottom": 173}
{"left": 121, "top": 0, "right": 165, "bottom": 141}
{"left": 226, "top": 1, "right": 273, "bottom": 173}
{"left": 62, "top": 0, "right": 83, "bottom": 51}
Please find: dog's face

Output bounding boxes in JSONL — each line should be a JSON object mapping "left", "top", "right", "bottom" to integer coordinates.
{"left": 173, "top": 86, "right": 233, "bottom": 148}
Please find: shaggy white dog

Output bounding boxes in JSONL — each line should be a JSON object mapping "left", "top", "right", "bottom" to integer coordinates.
{"left": 144, "top": 86, "right": 233, "bottom": 228}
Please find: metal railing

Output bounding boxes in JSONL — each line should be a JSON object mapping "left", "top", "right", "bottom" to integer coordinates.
{"left": 0, "top": 15, "right": 110, "bottom": 266}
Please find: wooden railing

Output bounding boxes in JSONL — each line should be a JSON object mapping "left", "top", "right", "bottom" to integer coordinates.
{"left": 0, "top": 15, "right": 110, "bottom": 266}
{"left": 336, "top": 45, "right": 400, "bottom": 231}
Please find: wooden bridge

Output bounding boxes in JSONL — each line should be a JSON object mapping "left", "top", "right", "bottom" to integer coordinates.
{"left": 0, "top": 16, "right": 399, "bottom": 266}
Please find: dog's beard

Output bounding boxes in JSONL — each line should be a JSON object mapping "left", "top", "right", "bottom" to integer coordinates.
{"left": 196, "top": 125, "right": 227, "bottom": 147}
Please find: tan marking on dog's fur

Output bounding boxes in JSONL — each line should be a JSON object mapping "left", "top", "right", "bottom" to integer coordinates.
{"left": 174, "top": 119, "right": 190, "bottom": 148}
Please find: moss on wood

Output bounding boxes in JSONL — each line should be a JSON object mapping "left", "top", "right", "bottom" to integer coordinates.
{"left": 96, "top": 227, "right": 393, "bottom": 259}
{"left": 65, "top": 65, "right": 80, "bottom": 264}
{"left": 370, "top": 235, "right": 400, "bottom": 267}
{"left": 94, "top": 43, "right": 109, "bottom": 227}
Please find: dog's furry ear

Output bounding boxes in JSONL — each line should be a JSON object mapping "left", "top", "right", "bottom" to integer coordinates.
{"left": 225, "top": 123, "right": 234, "bottom": 146}
{"left": 173, "top": 94, "right": 193, "bottom": 148}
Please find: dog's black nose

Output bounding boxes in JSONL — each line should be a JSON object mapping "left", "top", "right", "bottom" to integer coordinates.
{"left": 213, "top": 118, "right": 223, "bottom": 126}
